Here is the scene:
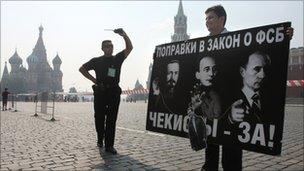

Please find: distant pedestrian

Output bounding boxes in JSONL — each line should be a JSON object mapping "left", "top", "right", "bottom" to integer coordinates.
{"left": 2, "top": 88, "right": 10, "bottom": 111}
{"left": 79, "top": 28, "right": 133, "bottom": 154}
{"left": 34, "top": 94, "right": 38, "bottom": 103}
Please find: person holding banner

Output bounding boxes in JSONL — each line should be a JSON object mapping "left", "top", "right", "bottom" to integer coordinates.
{"left": 201, "top": 4, "right": 294, "bottom": 171}
{"left": 79, "top": 28, "right": 133, "bottom": 154}
{"left": 201, "top": 5, "right": 235, "bottom": 171}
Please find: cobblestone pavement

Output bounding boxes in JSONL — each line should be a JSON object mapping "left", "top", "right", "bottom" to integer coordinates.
{"left": 1, "top": 102, "right": 303, "bottom": 170}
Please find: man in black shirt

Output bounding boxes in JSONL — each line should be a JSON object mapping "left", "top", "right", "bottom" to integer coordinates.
{"left": 79, "top": 28, "right": 133, "bottom": 154}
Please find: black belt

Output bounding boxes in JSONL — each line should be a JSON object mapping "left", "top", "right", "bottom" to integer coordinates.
{"left": 98, "top": 83, "right": 119, "bottom": 89}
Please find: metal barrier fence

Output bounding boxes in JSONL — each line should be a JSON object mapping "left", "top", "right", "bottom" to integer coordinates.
{"left": 33, "top": 91, "right": 56, "bottom": 121}
{"left": 12, "top": 92, "right": 57, "bottom": 121}
{"left": 2, "top": 91, "right": 64, "bottom": 121}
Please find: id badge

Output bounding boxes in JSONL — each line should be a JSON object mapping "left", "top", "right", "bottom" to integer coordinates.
{"left": 107, "top": 67, "right": 116, "bottom": 77}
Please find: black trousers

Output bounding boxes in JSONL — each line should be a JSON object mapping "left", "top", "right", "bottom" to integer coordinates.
{"left": 222, "top": 145, "right": 242, "bottom": 171}
{"left": 93, "top": 85, "right": 121, "bottom": 148}
{"left": 2, "top": 100, "right": 8, "bottom": 109}
{"left": 203, "top": 143, "right": 219, "bottom": 171}
{"left": 203, "top": 143, "right": 242, "bottom": 171}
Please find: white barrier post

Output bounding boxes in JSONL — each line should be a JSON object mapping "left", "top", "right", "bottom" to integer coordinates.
{"left": 34, "top": 93, "right": 38, "bottom": 117}
{"left": 10, "top": 94, "right": 14, "bottom": 110}
{"left": 14, "top": 95, "right": 18, "bottom": 112}
{"left": 41, "top": 91, "right": 48, "bottom": 114}
{"left": 50, "top": 91, "right": 56, "bottom": 121}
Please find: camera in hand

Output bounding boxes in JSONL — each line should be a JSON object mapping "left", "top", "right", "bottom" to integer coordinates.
{"left": 114, "top": 28, "right": 123, "bottom": 34}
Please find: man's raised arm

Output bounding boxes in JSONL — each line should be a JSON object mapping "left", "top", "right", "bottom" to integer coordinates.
{"left": 115, "top": 28, "right": 133, "bottom": 57}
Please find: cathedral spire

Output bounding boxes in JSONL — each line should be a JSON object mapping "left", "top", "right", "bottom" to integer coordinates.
{"left": 177, "top": 0, "right": 184, "bottom": 16}
{"left": 134, "top": 79, "right": 144, "bottom": 90}
{"left": 33, "top": 25, "right": 47, "bottom": 62}
{"left": 171, "top": 0, "right": 189, "bottom": 42}
{"left": 3, "top": 62, "right": 9, "bottom": 75}
{"left": 39, "top": 24, "right": 44, "bottom": 37}
{"left": 1, "top": 62, "right": 10, "bottom": 88}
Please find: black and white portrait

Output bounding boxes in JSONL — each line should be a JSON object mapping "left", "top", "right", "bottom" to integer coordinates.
{"left": 165, "top": 60, "right": 180, "bottom": 98}
{"left": 229, "top": 51, "right": 271, "bottom": 124}
{"left": 188, "top": 56, "right": 222, "bottom": 121}
{"left": 151, "top": 77, "right": 160, "bottom": 96}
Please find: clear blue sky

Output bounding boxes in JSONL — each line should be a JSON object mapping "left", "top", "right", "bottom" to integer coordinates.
{"left": 1, "top": 1, "right": 303, "bottom": 92}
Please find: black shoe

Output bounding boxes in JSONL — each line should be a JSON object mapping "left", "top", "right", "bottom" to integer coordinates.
{"left": 201, "top": 167, "right": 207, "bottom": 171}
{"left": 105, "top": 147, "right": 117, "bottom": 154}
{"left": 97, "top": 142, "right": 103, "bottom": 148}
{"left": 201, "top": 164, "right": 208, "bottom": 171}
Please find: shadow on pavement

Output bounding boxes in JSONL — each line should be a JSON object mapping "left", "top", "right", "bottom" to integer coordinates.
{"left": 91, "top": 148, "right": 160, "bottom": 171}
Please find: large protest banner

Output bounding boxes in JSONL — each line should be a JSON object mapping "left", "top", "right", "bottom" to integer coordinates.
{"left": 146, "top": 22, "right": 291, "bottom": 155}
